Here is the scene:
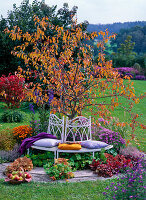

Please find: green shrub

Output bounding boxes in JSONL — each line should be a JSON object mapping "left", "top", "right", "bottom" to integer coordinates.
{"left": 0, "top": 157, "right": 8, "bottom": 163}
{"left": 64, "top": 153, "right": 94, "bottom": 170}
{"left": 1, "top": 110, "right": 25, "bottom": 122}
{"left": 26, "top": 151, "right": 99, "bottom": 170}
{"left": 26, "top": 151, "right": 54, "bottom": 167}
{"left": 38, "top": 105, "right": 50, "bottom": 132}
{"left": 44, "top": 158, "right": 74, "bottom": 181}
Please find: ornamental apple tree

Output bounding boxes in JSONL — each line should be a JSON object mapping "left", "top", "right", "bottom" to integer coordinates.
{"left": 5, "top": 16, "right": 145, "bottom": 136}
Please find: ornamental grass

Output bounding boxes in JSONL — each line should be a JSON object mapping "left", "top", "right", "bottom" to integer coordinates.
{"left": 0, "top": 128, "right": 17, "bottom": 151}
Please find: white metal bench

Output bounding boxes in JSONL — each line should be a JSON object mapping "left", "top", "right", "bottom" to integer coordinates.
{"left": 29, "top": 114, "right": 113, "bottom": 161}
{"left": 57, "top": 116, "right": 112, "bottom": 158}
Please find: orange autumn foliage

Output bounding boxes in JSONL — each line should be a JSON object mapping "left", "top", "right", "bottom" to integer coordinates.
{"left": 5, "top": 16, "right": 145, "bottom": 138}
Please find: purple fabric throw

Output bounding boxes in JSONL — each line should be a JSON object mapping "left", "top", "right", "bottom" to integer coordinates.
{"left": 18, "top": 132, "right": 57, "bottom": 155}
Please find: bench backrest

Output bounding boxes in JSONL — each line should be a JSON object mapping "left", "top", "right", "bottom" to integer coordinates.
{"left": 48, "top": 114, "right": 64, "bottom": 142}
{"left": 64, "top": 116, "right": 92, "bottom": 142}
{"left": 48, "top": 114, "right": 92, "bottom": 143}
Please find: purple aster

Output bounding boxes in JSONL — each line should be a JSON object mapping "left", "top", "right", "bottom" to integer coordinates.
{"left": 48, "top": 89, "right": 54, "bottom": 105}
{"left": 29, "top": 103, "right": 35, "bottom": 114}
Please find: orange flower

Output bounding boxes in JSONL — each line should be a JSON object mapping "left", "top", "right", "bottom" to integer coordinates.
{"left": 12, "top": 125, "right": 33, "bottom": 142}
{"left": 126, "top": 140, "right": 130, "bottom": 144}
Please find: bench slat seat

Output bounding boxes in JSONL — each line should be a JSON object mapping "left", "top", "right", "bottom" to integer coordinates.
{"left": 56, "top": 145, "right": 113, "bottom": 159}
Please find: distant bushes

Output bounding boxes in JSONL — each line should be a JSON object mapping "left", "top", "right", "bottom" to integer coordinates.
{"left": 116, "top": 67, "right": 146, "bottom": 80}
{"left": 112, "top": 54, "right": 146, "bottom": 76}
{"left": 93, "top": 66, "right": 146, "bottom": 80}
{"left": 1, "top": 110, "right": 25, "bottom": 123}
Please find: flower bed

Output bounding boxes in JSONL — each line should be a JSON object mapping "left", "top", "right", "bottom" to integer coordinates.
{"left": 12, "top": 125, "right": 33, "bottom": 143}
{"left": 92, "top": 117, "right": 126, "bottom": 153}
{"left": 93, "top": 66, "right": 146, "bottom": 80}
{"left": 97, "top": 126, "right": 126, "bottom": 152}
{"left": 103, "top": 157, "right": 146, "bottom": 199}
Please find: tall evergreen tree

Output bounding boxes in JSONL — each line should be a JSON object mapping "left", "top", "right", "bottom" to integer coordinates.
{"left": 112, "top": 35, "right": 136, "bottom": 67}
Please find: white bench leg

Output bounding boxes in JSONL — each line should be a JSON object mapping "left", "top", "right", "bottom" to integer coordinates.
{"left": 27, "top": 148, "right": 30, "bottom": 155}
{"left": 54, "top": 151, "right": 57, "bottom": 164}
{"left": 93, "top": 152, "right": 94, "bottom": 158}
{"left": 57, "top": 151, "right": 59, "bottom": 159}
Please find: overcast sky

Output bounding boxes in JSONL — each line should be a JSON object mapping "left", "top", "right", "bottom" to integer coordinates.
{"left": 0, "top": 0, "right": 146, "bottom": 24}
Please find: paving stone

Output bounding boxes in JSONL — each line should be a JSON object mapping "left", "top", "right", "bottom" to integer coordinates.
{"left": 0, "top": 162, "right": 122, "bottom": 183}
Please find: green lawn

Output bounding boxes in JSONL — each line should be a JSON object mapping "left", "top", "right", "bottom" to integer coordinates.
{"left": 0, "top": 102, "right": 39, "bottom": 130}
{"left": 0, "top": 179, "right": 114, "bottom": 200}
{"left": 112, "top": 80, "right": 146, "bottom": 151}
{"left": 82, "top": 80, "right": 146, "bottom": 151}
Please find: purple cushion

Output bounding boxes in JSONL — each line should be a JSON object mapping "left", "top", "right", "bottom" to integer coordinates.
{"left": 81, "top": 140, "right": 108, "bottom": 149}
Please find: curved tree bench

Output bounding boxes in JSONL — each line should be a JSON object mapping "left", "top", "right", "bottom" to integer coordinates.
{"left": 28, "top": 114, "right": 113, "bottom": 162}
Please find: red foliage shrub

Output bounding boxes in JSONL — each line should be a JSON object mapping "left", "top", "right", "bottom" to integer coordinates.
{"left": 90, "top": 153, "right": 133, "bottom": 178}
{"left": 96, "top": 163, "right": 113, "bottom": 177}
{"left": 0, "top": 74, "right": 25, "bottom": 108}
{"left": 90, "top": 159, "right": 100, "bottom": 171}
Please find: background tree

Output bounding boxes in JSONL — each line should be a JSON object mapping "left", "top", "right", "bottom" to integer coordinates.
{"left": 110, "top": 26, "right": 146, "bottom": 74}
{"left": 7, "top": 0, "right": 78, "bottom": 32}
{"left": 112, "top": 35, "right": 136, "bottom": 67}
{"left": 88, "top": 24, "right": 146, "bottom": 73}
{"left": 0, "top": 18, "right": 21, "bottom": 75}
{"left": 111, "top": 25, "right": 146, "bottom": 54}
{"left": 0, "top": 0, "right": 82, "bottom": 75}
{"left": 87, "top": 21, "right": 146, "bottom": 36}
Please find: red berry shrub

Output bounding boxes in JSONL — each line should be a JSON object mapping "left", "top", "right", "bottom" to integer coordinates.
{"left": 90, "top": 153, "right": 133, "bottom": 178}
{"left": 0, "top": 74, "right": 25, "bottom": 108}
